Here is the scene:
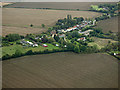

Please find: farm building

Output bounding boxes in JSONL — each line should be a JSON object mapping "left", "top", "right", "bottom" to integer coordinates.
{"left": 77, "top": 37, "right": 86, "bottom": 41}
{"left": 64, "top": 45, "right": 67, "bottom": 47}
{"left": 43, "top": 44, "right": 48, "bottom": 47}
{"left": 51, "top": 30, "right": 57, "bottom": 37}
{"left": 66, "top": 26, "right": 77, "bottom": 32}
{"left": 33, "top": 44, "right": 38, "bottom": 47}
{"left": 59, "top": 34, "right": 65, "bottom": 38}
{"left": 55, "top": 44, "right": 59, "bottom": 47}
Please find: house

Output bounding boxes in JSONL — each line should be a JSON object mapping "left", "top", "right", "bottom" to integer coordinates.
{"left": 59, "top": 34, "right": 65, "bottom": 38}
{"left": 57, "top": 30, "right": 62, "bottom": 33}
{"left": 66, "top": 28, "right": 73, "bottom": 32}
{"left": 55, "top": 44, "right": 59, "bottom": 47}
{"left": 27, "top": 41, "right": 33, "bottom": 45}
{"left": 35, "top": 37, "right": 40, "bottom": 40}
{"left": 103, "top": 8, "right": 108, "bottom": 11}
{"left": 61, "top": 29, "right": 67, "bottom": 33}
{"left": 66, "top": 26, "right": 77, "bottom": 32}
{"left": 33, "top": 44, "right": 38, "bottom": 47}
{"left": 76, "top": 25, "right": 79, "bottom": 27}
{"left": 43, "top": 44, "right": 48, "bottom": 47}
{"left": 51, "top": 30, "right": 56, "bottom": 38}
{"left": 64, "top": 45, "right": 67, "bottom": 47}
{"left": 51, "top": 30, "right": 56, "bottom": 35}
{"left": 77, "top": 37, "right": 86, "bottom": 41}
{"left": 35, "top": 37, "right": 42, "bottom": 40}
{"left": 114, "top": 53, "right": 119, "bottom": 56}
{"left": 21, "top": 40, "right": 27, "bottom": 44}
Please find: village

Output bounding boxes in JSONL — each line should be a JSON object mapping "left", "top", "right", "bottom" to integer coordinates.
{"left": 2, "top": 2, "right": 120, "bottom": 60}
{"left": 20, "top": 19, "right": 96, "bottom": 48}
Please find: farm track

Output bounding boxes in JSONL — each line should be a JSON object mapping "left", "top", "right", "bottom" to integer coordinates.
{"left": 2, "top": 52, "right": 118, "bottom": 88}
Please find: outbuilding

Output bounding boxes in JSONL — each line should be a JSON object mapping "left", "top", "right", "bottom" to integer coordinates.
{"left": 43, "top": 44, "right": 48, "bottom": 47}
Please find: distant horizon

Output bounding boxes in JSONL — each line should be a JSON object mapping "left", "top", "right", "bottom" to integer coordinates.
{"left": 2, "top": 0, "right": 119, "bottom": 2}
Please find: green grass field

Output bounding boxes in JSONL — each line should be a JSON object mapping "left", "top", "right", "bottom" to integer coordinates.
{"left": 88, "top": 37, "right": 118, "bottom": 49}
{"left": 2, "top": 43, "right": 60, "bottom": 57}
{"left": 2, "top": 45, "right": 25, "bottom": 56}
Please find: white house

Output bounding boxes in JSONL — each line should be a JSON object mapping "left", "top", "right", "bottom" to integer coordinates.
{"left": 55, "top": 44, "right": 59, "bottom": 47}
{"left": 28, "top": 41, "right": 33, "bottom": 45}
{"left": 33, "top": 44, "right": 38, "bottom": 47}
{"left": 64, "top": 45, "right": 67, "bottom": 47}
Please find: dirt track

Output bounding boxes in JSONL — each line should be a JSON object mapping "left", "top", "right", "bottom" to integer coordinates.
{"left": 2, "top": 52, "right": 118, "bottom": 88}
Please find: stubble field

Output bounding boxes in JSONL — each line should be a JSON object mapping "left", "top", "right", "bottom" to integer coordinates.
{"left": 2, "top": 8, "right": 102, "bottom": 36}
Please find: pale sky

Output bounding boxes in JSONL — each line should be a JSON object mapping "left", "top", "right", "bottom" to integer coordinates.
{"left": 1, "top": 0, "right": 120, "bottom": 2}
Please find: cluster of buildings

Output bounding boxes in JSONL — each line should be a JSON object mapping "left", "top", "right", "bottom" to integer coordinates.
{"left": 20, "top": 20, "right": 96, "bottom": 48}
{"left": 57, "top": 20, "right": 96, "bottom": 34}
{"left": 49, "top": 20, "right": 95, "bottom": 42}
{"left": 20, "top": 39, "right": 39, "bottom": 47}
{"left": 21, "top": 39, "right": 49, "bottom": 48}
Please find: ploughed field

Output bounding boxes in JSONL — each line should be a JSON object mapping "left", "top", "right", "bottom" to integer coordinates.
{"left": 4, "top": 2, "right": 116, "bottom": 10}
{"left": 2, "top": 8, "right": 101, "bottom": 36}
{"left": 2, "top": 52, "right": 118, "bottom": 88}
{"left": 95, "top": 17, "right": 118, "bottom": 33}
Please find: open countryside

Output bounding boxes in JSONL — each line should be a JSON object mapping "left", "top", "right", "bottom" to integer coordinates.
{"left": 2, "top": 2, "right": 119, "bottom": 88}
{"left": 4, "top": 2, "right": 116, "bottom": 10}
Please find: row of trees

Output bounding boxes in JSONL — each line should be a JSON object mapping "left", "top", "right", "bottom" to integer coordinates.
{"left": 30, "top": 24, "right": 45, "bottom": 28}
{"left": 2, "top": 34, "right": 24, "bottom": 46}
{"left": 95, "top": 13, "right": 117, "bottom": 21}
{"left": 53, "top": 15, "right": 84, "bottom": 30}
{"left": 90, "top": 3, "right": 119, "bottom": 14}
{"left": 66, "top": 42, "right": 98, "bottom": 53}
{"left": 2, "top": 48, "right": 67, "bottom": 60}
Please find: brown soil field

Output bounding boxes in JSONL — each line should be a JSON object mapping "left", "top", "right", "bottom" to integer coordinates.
{"left": 2, "top": 52, "right": 118, "bottom": 88}
{"left": 4, "top": 2, "right": 116, "bottom": 10}
{"left": 2, "top": 8, "right": 102, "bottom": 36}
{"left": 95, "top": 17, "right": 118, "bottom": 33}
{"left": 2, "top": 26, "right": 46, "bottom": 36}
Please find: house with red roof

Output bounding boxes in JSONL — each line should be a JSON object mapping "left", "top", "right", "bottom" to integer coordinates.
{"left": 43, "top": 44, "right": 48, "bottom": 47}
